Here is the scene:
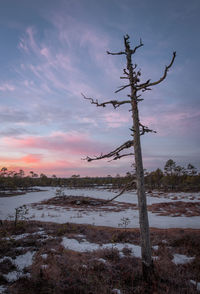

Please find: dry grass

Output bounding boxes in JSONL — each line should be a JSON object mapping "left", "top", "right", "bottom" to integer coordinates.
{"left": 148, "top": 201, "right": 200, "bottom": 217}
{"left": 0, "top": 221, "right": 200, "bottom": 293}
{"left": 31, "top": 195, "right": 137, "bottom": 213}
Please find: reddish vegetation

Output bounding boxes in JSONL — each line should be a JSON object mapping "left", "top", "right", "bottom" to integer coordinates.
{"left": 0, "top": 221, "right": 200, "bottom": 293}
{"left": 32, "top": 195, "right": 137, "bottom": 212}
{"left": 148, "top": 201, "right": 200, "bottom": 217}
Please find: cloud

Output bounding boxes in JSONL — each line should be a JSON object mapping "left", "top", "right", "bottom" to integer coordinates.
{"left": 103, "top": 111, "right": 130, "bottom": 128}
{"left": 18, "top": 27, "right": 40, "bottom": 55}
{"left": 0, "top": 154, "right": 77, "bottom": 176}
{"left": 4, "top": 131, "right": 110, "bottom": 156}
{"left": 0, "top": 106, "right": 30, "bottom": 124}
{"left": 21, "top": 154, "right": 43, "bottom": 164}
{"left": 142, "top": 107, "right": 200, "bottom": 137}
{"left": 48, "top": 13, "right": 121, "bottom": 80}
{"left": 0, "top": 153, "right": 42, "bottom": 166}
{"left": 0, "top": 127, "right": 31, "bottom": 137}
{"left": 0, "top": 83, "right": 15, "bottom": 92}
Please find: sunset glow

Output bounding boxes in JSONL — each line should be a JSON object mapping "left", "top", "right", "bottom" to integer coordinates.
{"left": 0, "top": 0, "right": 199, "bottom": 176}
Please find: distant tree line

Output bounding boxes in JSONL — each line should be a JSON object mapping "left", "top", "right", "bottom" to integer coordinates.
{"left": 0, "top": 159, "right": 199, "bottom": 192}
{"left": 145, "top": 159, "right": 199, "bottom": 191}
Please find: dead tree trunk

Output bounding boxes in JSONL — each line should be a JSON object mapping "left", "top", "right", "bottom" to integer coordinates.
{"left": 82, "top": 34, "right": 176, "bottom": 280}
{"left": 125, "top": 37, "right": 153, "bottom": 276}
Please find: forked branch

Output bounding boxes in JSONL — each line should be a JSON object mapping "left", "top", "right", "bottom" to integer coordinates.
{"left": 139, "top": 123, "right": 157, "bottom": 136}
{"left": 130, "top": 38, "right": 144, "bottom": 55}
{"left": 137, "top": 51, "right": 176, "bottom": 91}
{"left": 84, "top": 140, "right": 134, "bottom": 162}
{"left": 124, "top": 34, "right": 144, "bottom": 55}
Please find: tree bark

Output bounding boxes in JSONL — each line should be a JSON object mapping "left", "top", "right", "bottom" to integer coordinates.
{"left": 125, "top": 43, "right": 153, "bottom": 278}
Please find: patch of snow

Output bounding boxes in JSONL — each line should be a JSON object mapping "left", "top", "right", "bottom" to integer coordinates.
{"left": 61, "top": 237, "right": 141, "bottom": 258}
{"left": 0, "top": 285, "right": 7, "bottom": 294}
{"left": 3, "top": 271, "right": 30, "bottom": 282}
{"left": 62, "top": 237, "right": 99, "bottom": 252}
{"left": 2, "top": 251, "right": 35, "bottom": 282}
{"left": 0, "top": 256, "right": 13, "bottom": 263}
{"left": 97, "top": 258, "right": 107, "bottom": 264}
{"left": 112, "top": 289, "right": 121, "bottom": 294}
{"left": 3, "top": 230, "right": 46, "bottom": 241}
{"left": 103, "top": 243, "right": 141, "bottom": 258}
{"left": 33, "top": 230, "right": 46, "bottom": 235}
{"left": 41, "top": 254, "right": 48, "bottom": 259}
{"left": 3, "top": 271, "right": 19, "bottom": 282}
{"left": 4, "top": 233, "right": 30, "bottom": 241}
{"left": 152, "top": 245, "right": 159, "bottom": 251}
{"left": 76, "top": 234, "right": 86, "bottom": 238}
{"left": 172, "top": 254, "right": 195, "bottom": 265}
{"left": 14, "top": 251, "right": 35, "bottom": 271}
{"left": 190, "top": 280, "right": 200, "bottom": 291}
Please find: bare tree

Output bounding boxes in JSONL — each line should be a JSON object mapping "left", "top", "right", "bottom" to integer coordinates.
{"left": 82, "top": 34, "right": 176, "bottom": 280}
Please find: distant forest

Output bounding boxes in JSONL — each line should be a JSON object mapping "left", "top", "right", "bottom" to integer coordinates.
{"left": 0, "top": 159, "right": 199, "bottom": 192}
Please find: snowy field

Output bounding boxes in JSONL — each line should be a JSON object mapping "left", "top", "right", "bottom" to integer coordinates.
{"left": 1, "top": 188, "right": 200, "bottom": 293}
{"left": 1, "top": 187, "right": 200, "bottom": 229}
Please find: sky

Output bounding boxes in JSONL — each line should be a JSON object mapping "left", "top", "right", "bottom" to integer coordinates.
{"left": 0, "top": 0, "right": 199, "bottom": 177}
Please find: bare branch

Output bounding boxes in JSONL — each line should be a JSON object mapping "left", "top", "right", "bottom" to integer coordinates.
{"left": 139, "top": 123, "right": 157, "bottom": 136}
{"left": 84, "top": 140, "right": 133, "bottom": 162}
{"left": 106, "top": 178, "right": 136, "bottom": 203}
{"left": 106, "top": 51, "right": 126, "bottom": 55}
{"left": 137, "top": 52, "right": 176, "bottom": 91}
{"left": 136, "top": 79, "right": 151, "bottom": 90}
{"left": 123, "top": 68, "right": 129, "bottom": 75}
{"left": 141, "top": 87, "right": 152, "bottom": 92}
{"left": 130, "top": 38, "right": 144, "bottom": 54}
{"left": 108, "top": 153, "right": 134, "bottom": 162}
{"left": 136, "top": 94, "right": 143, "bottom": 102}
{"left": 115, "top": 84, "right": 131, "bottom": 93}
{"left": 82, "top": 93, "right": 131, "bottom": 109}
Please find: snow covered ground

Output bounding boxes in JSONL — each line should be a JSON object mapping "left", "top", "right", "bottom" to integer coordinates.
{"left": 61, "top": 236, "right": 141, "bottom": 258}
{"left": 0, "top": 251, "right": 35, "bottom": 282}
{"left": 1, "top": 187, "right": 200, "bottom": 229}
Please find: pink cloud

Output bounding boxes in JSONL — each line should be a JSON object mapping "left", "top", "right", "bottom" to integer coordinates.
{"left": 4, "top": 131, "right": 109, "bottom": 155}
{"left": 21, "top": 154, "right": 43, "bottom": 164}
{"left": 0, "top": 155, "right": 78, "bottom": 177}
{"left": 40, "top": 47, "right": 50, "bottom": 59}
{"left": 0, "top": 154, "right": 42, "bottom": 167}
{"left": 50, "top": 14, "right": 120, "bottom": 81}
